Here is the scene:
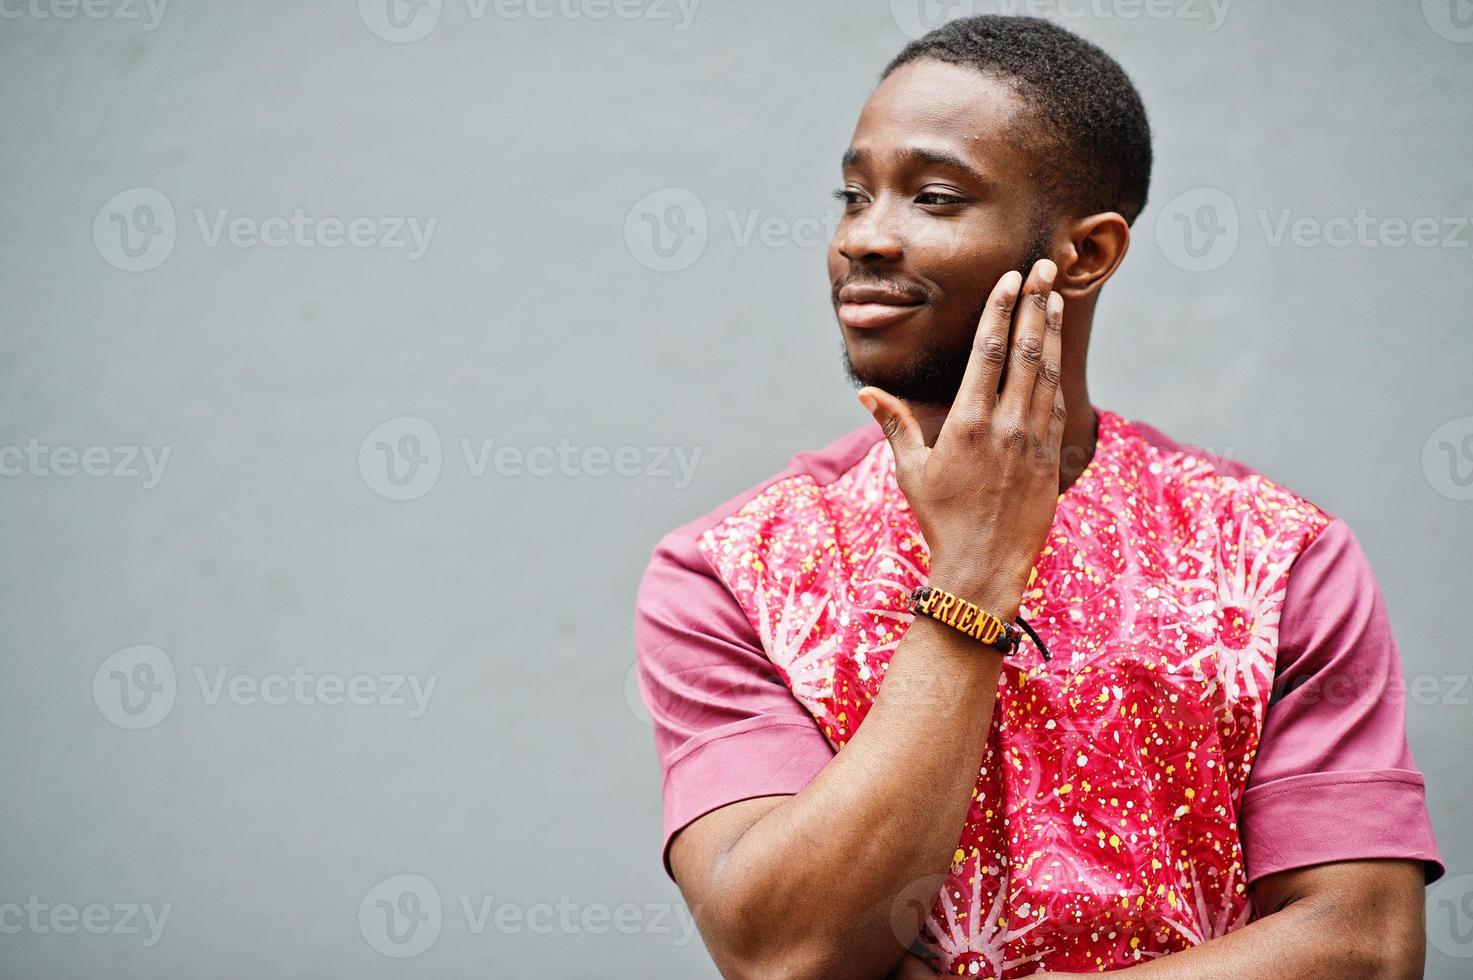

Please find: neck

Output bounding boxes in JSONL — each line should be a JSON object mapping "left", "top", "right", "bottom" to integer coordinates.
{"left": 1057, "top": 383, "right": 1098, "bottom": 495}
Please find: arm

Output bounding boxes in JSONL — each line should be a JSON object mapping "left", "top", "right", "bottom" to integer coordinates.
{"left": 1036, "top": 858, "right": 1426, "bottom": 979}
{"left": 670, "top": 263, "right": 1070, "bottom": 980}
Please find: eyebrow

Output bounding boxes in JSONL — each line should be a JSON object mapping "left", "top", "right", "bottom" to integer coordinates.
{"left": 841, "top": 146, "right": 993, "bottom": 186}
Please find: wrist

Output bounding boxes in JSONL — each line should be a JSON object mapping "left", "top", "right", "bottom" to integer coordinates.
{"left": 923, "top": 562, "right": 1023, "bottom": 623}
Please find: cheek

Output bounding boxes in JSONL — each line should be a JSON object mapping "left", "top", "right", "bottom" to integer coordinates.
{"left": 905, "top": 218, "right": 975, "bottom": 262}
{"left": 921, "top": 220, "right": 1031, "bottom": 302}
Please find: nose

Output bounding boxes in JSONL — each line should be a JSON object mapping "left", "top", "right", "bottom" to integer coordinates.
{"left": 835, "top": 200, "right": 903, "bottom": 264}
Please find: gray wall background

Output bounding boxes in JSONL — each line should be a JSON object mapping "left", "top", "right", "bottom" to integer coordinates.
{"left": 1, "top": 0, "right": 1470, "bottom": 976}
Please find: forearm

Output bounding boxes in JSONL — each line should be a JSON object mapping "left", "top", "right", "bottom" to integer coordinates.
{"left": 1042, "top": 890, "right": 1424, "bottom": 980}
{"left": 699, "top": 609, "right": 1011, "bottom": 978}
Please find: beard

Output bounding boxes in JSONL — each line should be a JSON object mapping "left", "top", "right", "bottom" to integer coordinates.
{"left": 840, "top": 220, "right": 1055, "bottom": 408}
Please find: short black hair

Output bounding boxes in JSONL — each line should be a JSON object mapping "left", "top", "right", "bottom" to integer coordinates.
{"left": 884, "top": 16, "right": 1153, "bottom": 225}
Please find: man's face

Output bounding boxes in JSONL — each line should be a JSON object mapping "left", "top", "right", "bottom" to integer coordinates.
{"left": 829, "top": 58, "right": 1054, "bottom": 409}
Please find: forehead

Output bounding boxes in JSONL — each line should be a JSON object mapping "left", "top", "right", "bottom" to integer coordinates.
{"left": 848, "top": 58, "right": 1030, "bottom": 170}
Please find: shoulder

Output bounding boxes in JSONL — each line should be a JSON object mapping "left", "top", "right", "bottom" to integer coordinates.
{"left": 1124, "top": 412, "right": 1336, "bottom": 552}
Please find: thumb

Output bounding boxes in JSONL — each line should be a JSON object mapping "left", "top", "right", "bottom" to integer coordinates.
{"left": 857, "top": 386, "right": 927, "bottom": 474}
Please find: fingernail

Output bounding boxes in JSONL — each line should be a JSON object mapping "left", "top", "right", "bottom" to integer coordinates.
{"left": 1038, "top": 261, "right": 1057, "bottom": 286}
{"left": 858, "top": 392, "right": 878, "bottom": 413}
{"left": 1048, "top": 291, "right": 1064, "bottom": 317}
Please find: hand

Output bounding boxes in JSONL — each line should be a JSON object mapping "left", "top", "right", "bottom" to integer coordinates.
{"left": 858, "top": 260, "right": 1067, "bottom": 622}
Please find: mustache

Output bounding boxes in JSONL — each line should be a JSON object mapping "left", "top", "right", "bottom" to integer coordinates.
{"left": 831, "top": 275, "right": 930, "bottom": 304}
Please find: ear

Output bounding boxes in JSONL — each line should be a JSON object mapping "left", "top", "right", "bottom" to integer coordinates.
{"left": 1054, "top": 211, "right": 1131, "bottom": 300}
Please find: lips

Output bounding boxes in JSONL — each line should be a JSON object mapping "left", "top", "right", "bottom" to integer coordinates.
{"left": 836, "top": 283, "right": 927, "bottom": 330}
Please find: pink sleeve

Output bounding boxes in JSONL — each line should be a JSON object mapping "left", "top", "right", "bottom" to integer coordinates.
{"left": 634, "top": 529, "right": 835, "bottom": 877}
{"left": 1239, "top": 517, "right": 1445, "bottom": 886}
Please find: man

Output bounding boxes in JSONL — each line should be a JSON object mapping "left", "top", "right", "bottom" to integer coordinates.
{"left": 634, "top": 16, "right": 1443, "bottom": 979}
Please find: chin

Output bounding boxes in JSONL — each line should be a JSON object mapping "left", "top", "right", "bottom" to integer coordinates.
{"left": 838, "top": 323, "right": 971, "bottom": 408}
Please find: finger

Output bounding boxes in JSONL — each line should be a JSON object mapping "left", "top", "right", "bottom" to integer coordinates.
{"left": 948, "top": 269, "right": 1023, "bottom": 424}
{"left": 998, "top": 259, "right": 1057, "bottom": 413}
{"left": 858, "top": 386, "right": 928, "bottom": 476}
{"left": 1030, "top": 289, "right": 1065, "bottom": 425}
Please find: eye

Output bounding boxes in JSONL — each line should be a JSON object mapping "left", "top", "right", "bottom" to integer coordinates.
{"left": 915, "top": 190, "right": 968, "bottom": 207}
{"left": 832, "top": 188, "right": 867, "bottom": 208}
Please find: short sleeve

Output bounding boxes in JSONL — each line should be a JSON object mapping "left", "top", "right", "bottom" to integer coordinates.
{"left": 1239, "top": 517, "right": 1445, "bottom": 886}
{"left": 634, "top": 530, "right": 835, "bottom": 878}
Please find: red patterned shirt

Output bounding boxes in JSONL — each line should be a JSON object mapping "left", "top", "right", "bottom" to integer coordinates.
{"left": 635, "top": 407, "right": 1443, "bottom": 976}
